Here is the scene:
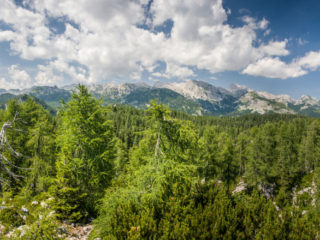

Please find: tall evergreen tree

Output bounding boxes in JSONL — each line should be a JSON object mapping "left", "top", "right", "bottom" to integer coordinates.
{"left": 0, "top": 97, "right": 55, "bottom": 194}
{"left": 299, "top": 120, "right": 320, "bottom": 173}
{"left": 199, "top": 126, "right": 219, "bottom": 179}
{"left": 216, "top": 132, "right": 238, "bottom": 192}
{"left": 53, "top": 85, "right": 115, "bottom": 220}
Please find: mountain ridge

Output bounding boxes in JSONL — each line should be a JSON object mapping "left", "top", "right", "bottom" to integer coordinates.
{"left": 1, "top": 80, "right": 319, "bottom": 117}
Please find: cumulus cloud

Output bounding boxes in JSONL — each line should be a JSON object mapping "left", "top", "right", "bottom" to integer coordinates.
{"left": 0, "top": 0, "right": 319, "bottom": 87}
{"left": 258, "top": 40, "right": 289, "bottom": 56}
{"left": 152, "top": 63, "right": 195, "bottom": 79}
{"left": 35, "top": 59, "right": 88, "bottom": 86}
{"left": 242, "top": 51, "right": 320, "bottom": 79}
{"left": 0, "top": 30, "right": 16, "bottom": 41}
{"left": 298, "top": 51, "right": 320, "bottom": 71}
{"left": 0, "top": 65, "right": 34, "bottom": 89}
{"left": 242, "top": 57, "right": 307, "bottom": 79}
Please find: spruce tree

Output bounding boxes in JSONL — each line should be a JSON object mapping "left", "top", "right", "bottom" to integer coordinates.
{"left": 53, "top": 84, "right": 115, "bottom": 221}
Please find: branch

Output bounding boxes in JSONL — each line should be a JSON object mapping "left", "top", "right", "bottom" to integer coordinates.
{"left": 0, "top": 154, "right": 31, "bottom": 170}
{"left": 0, "top": 112, "right": 28, "bottom": 183}
{"left": 0, "top": 177, "right": 9, "bottom": 186}
{"left": 0, "top": 160, "right": 25, "bottom": 180}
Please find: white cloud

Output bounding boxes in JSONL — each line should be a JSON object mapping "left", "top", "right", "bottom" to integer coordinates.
{"left": 298, "top": 51, "right": 320, "bottom": 71}
{"left": 0, "top": 77, "right": 9, "bottom": 88}
{"left": 35, "top": 59, "right": 88, "bottom": 86}
{"left": 263, "top": 29, "right": 271, "bottom": 36}
{"left": 258, "top": 18, "right": 269, "bottom": 30}
{"left": 0, "top": 30, "right": 16, "bottom": 41}
{"left": 258, "top": 40, "right": 289, "bottom": 56}
{"left": 298, "top": 38, "right": 308, "bottom": 46}
{"left": 1, "top": 65, "right": 34, "bottom": 89}
{"left": 241, "top": 16, "right": 268, "bottom": 30}
{"left": 0, "top": 0, "right": 319, "bottom": 87}
{"left": 167, "top": 64, "right": 195, "bottom": 78}
{"left": 0, "top": 0, "right": 52, "bottom": 60}
{"left": 242, "top": 57, "right": 307, "bottom": 79}
{"left": 152, "top": 63, "right": 195, "bottom": 79}
{"left": 34, "top": 70, "right": 65, "bottom": 87}
{"left": 242, "top": 50, "right": 320, "bottom": 79}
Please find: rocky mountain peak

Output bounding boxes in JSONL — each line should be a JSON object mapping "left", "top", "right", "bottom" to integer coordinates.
{"left": 163, "top": 79, "right": 232, "bottom": 102}
{"left": 296, "top": 95, "right": 319, "bottom": 106}
{"left": 229, "top": 83, "right": 249, "bottom": 98}
{"left": 1, "top": 80, "right": 320, "bottom": 117}
{"left": 229, "top": 83, "right": 248, "bottom": 92}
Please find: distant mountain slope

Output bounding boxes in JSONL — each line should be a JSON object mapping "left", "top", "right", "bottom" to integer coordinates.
{"left": 27, "top": 86, "right": 71, "bottom": 108}
{"left": 122, "top": 88, "right": 203, "bottom": 115}
{"left": 238, "top": 92, "right": 295, "bottom": 114}
{"left": 0, "top": 93, "right": 56, "bottom": 114}
{"left": 0, "top": 93, "right": 16, "bottom": 108}
{"left": 0, "top": 80, "right": 319, "bottom": 117}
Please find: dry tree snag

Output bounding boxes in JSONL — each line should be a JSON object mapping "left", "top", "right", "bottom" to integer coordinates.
{"left": 0, "top": 112, "right": 28, "bottom": 183}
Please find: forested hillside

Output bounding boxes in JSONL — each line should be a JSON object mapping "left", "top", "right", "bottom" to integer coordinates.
{"left": 0, "top": 85, "right": 320, "bottom": 239}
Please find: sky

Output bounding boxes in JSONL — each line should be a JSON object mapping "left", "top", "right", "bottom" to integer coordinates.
{"left": 0, "top": 0, "right": 320, "bottom": 99}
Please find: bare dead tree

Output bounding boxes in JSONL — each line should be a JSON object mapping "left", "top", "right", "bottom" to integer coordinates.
{"left": 0, "top": 112, "right": 29, "bottom": 184}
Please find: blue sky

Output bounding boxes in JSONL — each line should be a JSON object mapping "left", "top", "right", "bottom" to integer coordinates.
{"left": 0, "top": 0, "right": 319, "bottom": 99}
{"left": 215, "top": 0, "right": 320, "bottom": 97}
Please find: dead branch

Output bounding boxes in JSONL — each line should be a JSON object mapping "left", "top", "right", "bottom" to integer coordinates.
{"left": 0, "top": 112, "right": 28, "bottom": 182}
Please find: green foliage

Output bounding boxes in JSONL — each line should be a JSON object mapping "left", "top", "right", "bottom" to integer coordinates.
{"left": 1, "top": 91, "right": 320, "bottom": 238}
{"left": 199, "top": 126, "right": 219, "bottom": 178}
{"left": 0, "top": 207, "right": 24, "bottom": 228}
{"left": 0, "top": 97, "right": 56, "bottom": 193}
{"left": 53, "top": 84, "right": 116, "bottom": 221}
{"left": 91, "top": 101, "right": 199, "bottom": 238}
{"left": 216, "top": 132, "right": 238, "bottom": 191}
{"left": 17, "top": 218, "right": 62, "bottom": 240}
{"left": 51, "top": 179, "right": 87, "bottom": 222}
{"left": 93, "top": 180, "right": 317, "bottom": 239}
{"left": 0, "top": 193, "right": 63, "bottom": 239}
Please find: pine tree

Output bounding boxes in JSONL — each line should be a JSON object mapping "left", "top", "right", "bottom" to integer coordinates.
{"left": 245, "top": 124, "right": 277, "bottom": 188}
{"left": 199, "top": 126, "right": 219, "bottom": 179}
{"left": 0, "top": 97, "right": 55, "bottom": 194}
{"left": 53, "top": 85, "right": 115, "bottom": 221}
{"left": 216, "top": 132, "right": 237, "bottom": 192}
{"left": 299, "top": 120, "right": 320, "bottom": 173}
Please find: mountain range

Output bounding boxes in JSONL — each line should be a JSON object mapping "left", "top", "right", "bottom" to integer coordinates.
{"left": 1, "top": 80, "right": 320, "bottom": 117}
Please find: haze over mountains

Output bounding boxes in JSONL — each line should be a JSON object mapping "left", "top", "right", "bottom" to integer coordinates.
{"left": 1, "top": 80, "right": 320, "bottom": 117}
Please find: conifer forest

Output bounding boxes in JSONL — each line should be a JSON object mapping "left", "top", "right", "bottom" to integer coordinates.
{"left": 0, "top": 85, "right": 318, "bottom": 239}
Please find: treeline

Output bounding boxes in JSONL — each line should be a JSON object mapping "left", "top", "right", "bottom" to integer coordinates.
{"left": 0, "top": 85, "right": 319, "bottom": 239}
